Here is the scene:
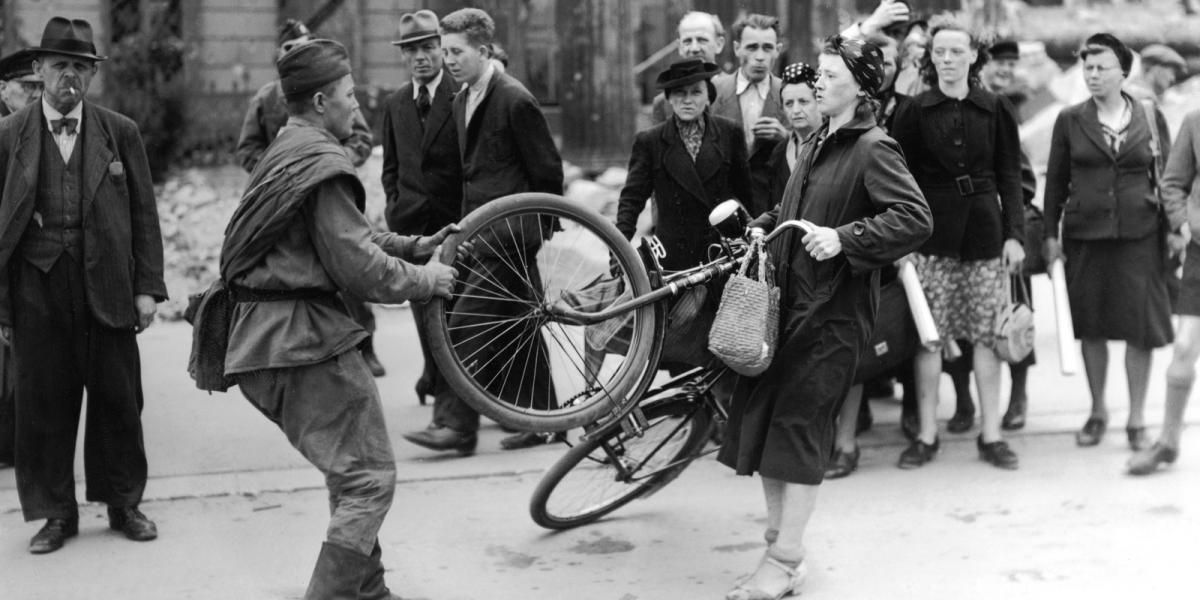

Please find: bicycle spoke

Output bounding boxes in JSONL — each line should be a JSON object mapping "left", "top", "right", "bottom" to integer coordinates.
{"left": 455, "top": 258, "right": 534, "bottom": 306}
{"left": 455, "top": 312, "right": 542, "bottom": 367}
{"left": 486, "top": 317, "right": 542, "bottom": 408}
{"left": 449, "top": 312, "right": 540, "bottom": 353}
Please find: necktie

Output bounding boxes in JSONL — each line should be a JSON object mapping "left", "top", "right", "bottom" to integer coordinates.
{"left": 51, "top": 117, "right": 78, "bottom": 136}
{"left": 416, "top": 85, "right": 431, "bottom": 124}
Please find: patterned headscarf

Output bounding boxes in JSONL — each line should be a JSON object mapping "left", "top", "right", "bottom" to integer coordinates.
{"left": 824, "top": 35, "right": 885, "bottom": 97}
{"left": 781, "top": 62, "right": 818, "bottom": 89}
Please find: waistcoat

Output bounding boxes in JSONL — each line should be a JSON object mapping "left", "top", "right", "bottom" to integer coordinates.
{"left": 18, "top": 121, "right": 85, "bottom": 271}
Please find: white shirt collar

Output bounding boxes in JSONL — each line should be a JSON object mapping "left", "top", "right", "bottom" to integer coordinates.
{"left": 467, "top": 62, "right": 496, "bottom": 97}
{"left": 412, "top": 70, "right": 445, "bottom": 100}
{"left": 42, "top": 99, "right": 83, "bottom": 133}
{"left": 735, "top": 70, "right": 770, "bottom": 100}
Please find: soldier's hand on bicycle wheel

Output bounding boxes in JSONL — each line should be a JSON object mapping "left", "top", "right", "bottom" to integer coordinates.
{"left": 414, "top": 223, "right": 462, "bottom": 261}
{"left": 425, "top": 260, "right": 458, "bottom": 300}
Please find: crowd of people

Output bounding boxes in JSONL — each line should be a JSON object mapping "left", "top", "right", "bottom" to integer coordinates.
{"left": 0, "top": 2, "right": 1196, "bottom": 599}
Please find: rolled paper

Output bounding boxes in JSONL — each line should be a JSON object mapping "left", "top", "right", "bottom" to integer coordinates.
{"left": 899, "top": 261, "right": 941, "bottom": 347}
{"left": 1049, "top": 258, "right": 1079, "bottom": 375}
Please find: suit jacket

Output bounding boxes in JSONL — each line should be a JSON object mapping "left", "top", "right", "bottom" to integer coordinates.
{"left": 381, "top": 73, "right": 462, "bottom": 235}
{"left": 616, "top": 113, "right": 752, "bottom": 271}
{"left": 1044, "top": 94, "right": 1173, "bottom": 241}
{"left": 453, "top": 70, "right": 563, "bottom": 216}
{"left": 710, "top": 72, "right": 786, "bottom": 216}
{"left": 0, "top": 101, "right": 166, "bottom": 328}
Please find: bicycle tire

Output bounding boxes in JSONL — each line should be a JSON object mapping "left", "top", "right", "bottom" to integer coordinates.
{"left": 424, "top": 193, "right": 659, "bottom": 431}
{"left": 529, "top": 396, "right": 713, "bottom": 530}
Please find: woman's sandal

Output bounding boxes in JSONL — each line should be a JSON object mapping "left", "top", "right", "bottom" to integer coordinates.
{"left": 725, "top": 555, "right": 808, "bottom": 600}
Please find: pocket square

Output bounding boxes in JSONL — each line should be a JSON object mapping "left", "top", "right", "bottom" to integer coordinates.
{"left": 109, "top": 161, "right": 125, "bottom": 177}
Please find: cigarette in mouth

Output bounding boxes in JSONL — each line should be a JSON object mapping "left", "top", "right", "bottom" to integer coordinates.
{"left": 67, "top": 86, "right": 77, "bottom": 95}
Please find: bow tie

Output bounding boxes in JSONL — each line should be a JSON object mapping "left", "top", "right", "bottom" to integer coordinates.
{"left": 51, "top": 117, "right": 78, "bottom": 136}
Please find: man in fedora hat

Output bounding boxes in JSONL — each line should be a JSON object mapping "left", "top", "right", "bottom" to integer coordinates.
{"left": 236, "top": 20, "right": 389, "bottom": 378}
{"left": 0, "top": 16, "right": 166, "bottom": 554}
{"left": 222, "top": 38, "right": 456, "bottom": 599}
{"left": 401, "top": 7, "right": 564, "bottom": 454}
{"left": 0, "top": 48, "right": 43, "bottom": 117}
{"left": 380, "top": 9, "right": 462, "bottom": 409}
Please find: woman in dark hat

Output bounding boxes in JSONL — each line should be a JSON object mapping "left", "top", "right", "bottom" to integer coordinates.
{"left": 720, "top": 35, "right": 930, "bottom": 599}
{"left": 615, "top": 58, "right": 752, "bottom": 273}
{"left": 890, "top": 14, "right": 1025, "bottom": 472}
{"left": 1043, "top": 32, "right": 1178, "bottom": 454}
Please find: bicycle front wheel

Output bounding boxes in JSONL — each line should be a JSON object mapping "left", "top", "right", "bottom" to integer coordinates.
{"left": 424, "top": 193, "right": 660, "bottom": 432}
{"left": 529, "top": 397, "right": 713, "bottom": 530}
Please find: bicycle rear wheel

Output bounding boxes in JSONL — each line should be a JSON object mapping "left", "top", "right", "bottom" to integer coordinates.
{"left": 529, "top": 396, "right": 713, "bottom": 530}
{"left": 424, "top": 193, "right": 660, "bottom": 431}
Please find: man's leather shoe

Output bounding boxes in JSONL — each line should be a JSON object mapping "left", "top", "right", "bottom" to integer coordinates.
{"left": 108, "top": 506, "right": 157, "bottom": 541}
{"left": 499, "top": 431, "right": 566, "bottom": 450}
{"left": 977, "top": 436, "right": 1019, "bottom": 470}
{"left": 1076, "top": 417, "right": 1107, "bottom": 447}
{"left": 402, "top": 425, "right": 477, "bottom": 456}
{"left": 29, "top": 518, "right": 78, "bottom": 554}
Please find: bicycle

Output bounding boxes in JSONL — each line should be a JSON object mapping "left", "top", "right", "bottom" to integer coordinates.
{"left": 422, "top": 193, "right": 810, "bottom": 528}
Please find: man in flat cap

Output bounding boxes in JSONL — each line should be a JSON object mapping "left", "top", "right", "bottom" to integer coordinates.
{"left": 236, "top": 20, "right": 389, "bottom": 378}
{"left": 401, "top": 7, "right": 564, "bottom": 454}
{"left": 221, "top": 38, "right": 456, "bottom": 599}
{"left": 379, "top": 9, "right": 462, "bottom": 410}
{"left": 1130, "top": 43, "right": 1188, "bottom": 104}
{"left": 0, "top": 48, "right": 43, "bottom": 117}
{"left": 0, "top": 16, "right": 166, "bottom": 554}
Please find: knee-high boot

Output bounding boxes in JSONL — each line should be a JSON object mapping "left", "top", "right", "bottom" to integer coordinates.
{"left": 359, "top": 541, "right": 401, "bottom": 600}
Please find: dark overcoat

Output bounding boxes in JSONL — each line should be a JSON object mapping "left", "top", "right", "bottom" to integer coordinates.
{"left": 0, "top": 101, "right": 166, "bottom": 329}
{"left": 615, "top": 113, "right": 752, "bottom": 272}
{"left": 380, "top": 72, "right": 462, "bottom": 235}
{"left": 453, "top": 70, "right": 563, "bottom": 215}
{"left": 718, "top": 114, "right": 932, "bottom": 485}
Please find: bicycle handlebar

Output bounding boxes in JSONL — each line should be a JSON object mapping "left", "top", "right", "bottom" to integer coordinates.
{"left": 544, "top": 219, "right": 818, "bottom": 326}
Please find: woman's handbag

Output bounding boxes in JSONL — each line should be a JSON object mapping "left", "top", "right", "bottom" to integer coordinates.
{"left": 993, "top": 274, "right": 1035, "bottom": 364}
{"left": 708, "top": 237, "right": 781, "bottom": 376}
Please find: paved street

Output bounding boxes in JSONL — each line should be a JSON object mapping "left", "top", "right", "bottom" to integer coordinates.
{"left": 1, "top": 279, "right": 1198, "bottom": 599}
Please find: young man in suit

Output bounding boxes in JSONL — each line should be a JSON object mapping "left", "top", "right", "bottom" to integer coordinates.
{"left": 0, "top": 16, "right": 166, "bottom": 553}
{"left": 402, "top": 7, "right": 564, "bottom": 453}
{"left": 235, "top": 19, "right": 389, "bottom": 377}
{"left": 708, "top": 13, "right": 787, "bottom": 217}
{"left": 380, "top": 10, "right": 463, "bottom": 410}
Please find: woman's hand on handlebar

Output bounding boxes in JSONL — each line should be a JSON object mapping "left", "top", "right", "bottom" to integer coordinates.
{"left": 802, "top": 226, "right": 842, "bottom": 261}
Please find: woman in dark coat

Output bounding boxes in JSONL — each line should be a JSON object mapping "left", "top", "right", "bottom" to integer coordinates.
{"left": 616, "top": 58, "right": 752, "bottom": 272}
{"left": 719, "top": 36, "right": 931, "bottom": 600}
{"left": 889, "top": 15, "right": 1025, "bottom": 471}
{"left": 1043, "top": 33, "right": 1180, "bottom": 452}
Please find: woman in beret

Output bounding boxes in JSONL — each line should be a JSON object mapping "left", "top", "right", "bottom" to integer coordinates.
{"left": 720, "top": 35, "right": 930, "bottom": 599}
{"left": 1043, "top": 33, "right": 1179, "bottom": 454}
